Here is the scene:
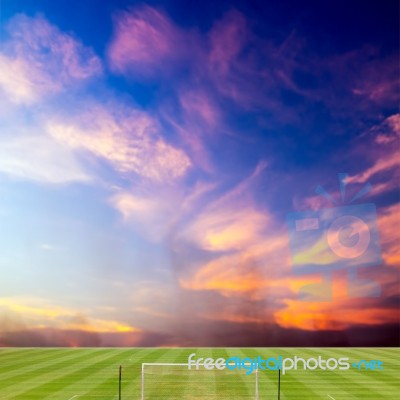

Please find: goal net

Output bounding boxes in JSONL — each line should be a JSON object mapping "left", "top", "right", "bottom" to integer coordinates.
{"left": 141, "top": 363, "right": 259, "bottom": 400}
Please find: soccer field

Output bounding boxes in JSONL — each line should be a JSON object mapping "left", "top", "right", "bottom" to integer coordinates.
{"left": 0, "top": 348, "right": 398, "bottom": 399}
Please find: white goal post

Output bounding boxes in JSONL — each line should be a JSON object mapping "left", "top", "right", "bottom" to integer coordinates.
{"left": 141, "top": 362, "right": 259, "bottom": 400}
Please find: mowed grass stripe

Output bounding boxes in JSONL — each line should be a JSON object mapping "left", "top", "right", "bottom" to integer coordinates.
{"left": 236, "top": 348, "right": 280, "bottom": 398}
{"left": 1, "top": 349, "right": 107, "bottom": 399}
{"left": 317, "top": 348, "right": 399, "bottom": 394}
{"left": 357, "top": 348, "right": 399, "bottom": 357}
{"left": 342, "top": 347, "right": 399, "bottom": 363}
{"left": 18, "top": 349, "right": 134, "bottom": 399}
{"left": 232, "top": 348, "right": 265, "bottom": 398}
{"left": 121, "top": 348, "right": 166, "bottom": 398}
{"left": 121, "top": 348, "right": 168, "bottom": 398}
{"left": 0, "top": 348, "right": 105, "bottom": 375}
{"left": 83, "top": 348, "right": 171, "bottom": 399}
{"left": 212, "top": 348, "right": 231, "bottom": 398}
{"left": 336, "top": 348, "right": 400, "bottom": 392}
{"left": 277, "top": 349, "right": 321, "bottom": 399}
{"left": 126, "top": 348, "right": 178, "bottom": 398}
{"left": 0, "top": 348, "right": 399, "bottom": 399}
{"left": 0, "top": 348, "right": 74, "bottom": 373}
{"left": 0, "top": 349, "right": 108, "bottom": 381}
{"left": 280, "top": 349, "right": 365, "bottom": 399}
{"left": 128, "top": 349, "right": 183, "bottom": 395}
{"left": 277, "top": 348, "right": 396, "bottom": 399}
{"left": 213, "top": 348, "right": 251, "bottom": 399}
{"left": 0, "top": 349, "right": 49, "bottom": 363}
{"left": 168, "top": 348, "right": 202, "bottom": 399}
{"left": 224, "top": 348, "right": 254, "bottom": 399}
{"left": 341, "top": 348, "right": 399, "bottom": 380}
{"left": 44, "top": 349, "right": 136, "bottom": 399}
{"left": 0, "top": 348, "right": 107, "bottom": 392}
{"left": 142, "top": 348, "right": 189, "bottom": 399}
{"left": 176, "top": 348, "right": 213, "bottom": 399}
{"left": 300, "top": 349, "right": 373, "bottom": 399}
{"left": 168, "top": 347, "right": 197, "bottom": 399}
{"left": 1, "top": 349, "right": 119, "bottom": 398}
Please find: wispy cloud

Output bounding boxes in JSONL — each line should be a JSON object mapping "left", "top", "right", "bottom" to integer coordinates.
{"left": 178, "top": 88, "right": 221, "bottom": 130}
{"left": 110, "top": 186, "right": 183, "bottom": 241}
{"left": 352, "top": 53, "right": 399, "bottom": 107}
{"left": 0, "top": 16, "right": 191, "bottom": 186}
{"left": 0, "top": 4, "right": 398, "bottom": 347}
{"left": 0, "top": 134, "right": 91, "bottom": 184}
{"left": 346, "top": 113, "right": 399, "bottom": 194}
{"left": 351, "top": 152, "right": 399, "bottom": 186}
{"left": 208, "top": 10, "right": 248, "bottom": 77}
{"left": 180, "top": 235, "right": 289, "bottom": 298}
{"left": 205, "top": 10, "right": 270, "bottom": 109}
{"left": 0, "top": 14, "right": 101, "bottom": 104}
{"left": 177, "top": 162, "right": 291, "bottom": 301}
{"left": 177, "top": 161, "right": 269, "bottom": 251}
{"left": 108, "top": 5, "right": 188, "bottom": 77}
{"left": 0, "top": 53, "right": 58, "bottom": 104}
{"left": 0, "top": 14, "right": 105, "bottom": 184}
{"left": 47, "top": 103, "right": 191, "bottom": 182}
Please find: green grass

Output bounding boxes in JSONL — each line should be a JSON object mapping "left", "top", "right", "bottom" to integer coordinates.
{"left": 0, "top": 348, "right": 399, "bottom": 399}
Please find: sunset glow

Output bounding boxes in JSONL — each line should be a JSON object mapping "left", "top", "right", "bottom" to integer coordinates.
{"left": 0, "top": 0, "right": 398, "bottom": 347}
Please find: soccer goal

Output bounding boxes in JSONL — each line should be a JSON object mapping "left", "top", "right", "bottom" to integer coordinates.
{"left": 141, "top": 362, "right": 259, "bottom": 399}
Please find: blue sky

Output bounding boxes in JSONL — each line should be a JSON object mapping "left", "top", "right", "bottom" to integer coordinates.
{"left": 0, "top": 0, "right": 399, "bottom": 346}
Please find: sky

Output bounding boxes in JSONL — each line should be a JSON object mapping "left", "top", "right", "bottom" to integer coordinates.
{"left": 0, "top": 0, "right": 398, "bottom": 347}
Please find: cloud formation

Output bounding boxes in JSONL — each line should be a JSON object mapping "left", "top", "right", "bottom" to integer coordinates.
{"left": 0, "top": 297, "right": 138, "bottom": 334}
{"left": 47, "top": 103, "right": 191, "bottom": 182}
{"left": 0, "top": 3, "right": 398, "bottom": 347}
{"left": 0, "top": 134, "right": 91, "bottom": 183}
{"left": 0, "top": 14, "right": 101, "bottom": 104}
{"left": 108, "top": 5, "right": 187, "bottom": 77}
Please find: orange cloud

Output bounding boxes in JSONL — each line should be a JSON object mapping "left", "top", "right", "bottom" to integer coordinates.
{"left": 275, "top": 298, "right": 399, "bottom": 331}
{"left": 181, "top": 234, "right": 289, "bottom": 298}
{"left": 273, "top": 263, "right": 399, "bottom": 331}
{"left": 181, "top": 198, "right": 399, "bottom": 332}
{"left": 0, "top": 297, "right": 139, "bottom": 334}
{"left": 378, "top": 203, "right": 400, "bottom": 267}
{"left": 179, "top": 161, "right": 269, "bottom": 251}
{"left": 184, "top": 208, "right": 269, "bottom": 252}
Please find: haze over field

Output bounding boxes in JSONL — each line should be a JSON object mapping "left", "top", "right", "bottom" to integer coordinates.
{"left": 0, "top": 0, "right": 399, "bottom": 346}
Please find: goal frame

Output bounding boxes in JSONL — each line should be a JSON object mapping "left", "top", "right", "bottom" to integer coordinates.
{"left": 141, "top": 362, "right": 259, "bottom": 400}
